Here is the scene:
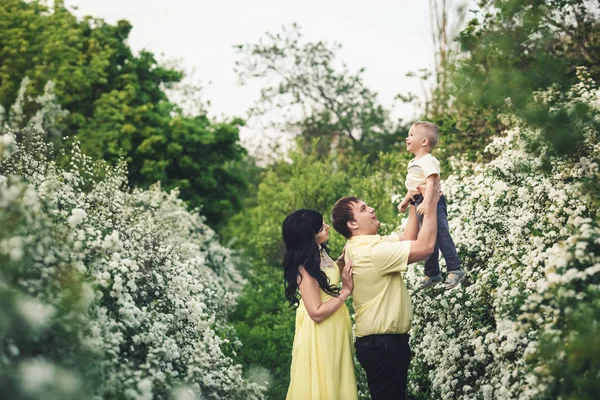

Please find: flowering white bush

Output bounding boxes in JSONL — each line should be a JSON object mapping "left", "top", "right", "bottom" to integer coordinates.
{"left": 0, "top": 129, "right": 265, "bottom": 399}
{"left": 397, "top": 69, "right": 600, "bottom": 399}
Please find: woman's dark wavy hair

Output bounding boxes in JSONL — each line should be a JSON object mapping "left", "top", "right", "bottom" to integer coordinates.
{"left": 281, "top": 209, "right": 340, "bottom": 306}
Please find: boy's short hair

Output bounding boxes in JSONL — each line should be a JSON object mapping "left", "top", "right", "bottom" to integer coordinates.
{"left": 411, "top": 121, "right": 439, "bottom": 148}
{"left": 331, "top": 196, "right": 360, "bottom": 239}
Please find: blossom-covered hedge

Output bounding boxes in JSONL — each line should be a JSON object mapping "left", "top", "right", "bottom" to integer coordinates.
{"left": 398, "top": 69, "right": 600, "bottom": 399}
{"left": 0, "top": 130, "right": 265, "bottom": 399}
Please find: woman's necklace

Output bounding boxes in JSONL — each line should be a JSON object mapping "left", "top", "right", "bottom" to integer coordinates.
{"left": 320, "top": 248, "right": 334, "bottom": 268}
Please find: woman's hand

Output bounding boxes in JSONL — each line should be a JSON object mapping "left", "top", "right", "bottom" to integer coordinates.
{"left": 340, "top": 244, "right": 347, "bottom": 260}
{"left": 341, "top": 258, "right": 354, "bottom": 295}
{"left": 336, "top": 245, "right": 347, "bottom": 269}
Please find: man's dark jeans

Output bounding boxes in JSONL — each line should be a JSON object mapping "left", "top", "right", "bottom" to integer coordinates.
{"left": 414, "top": 194, "right": 461, "bottom": 277}
{"left": 355, "top": 334, "right": 411, "bottom": 400}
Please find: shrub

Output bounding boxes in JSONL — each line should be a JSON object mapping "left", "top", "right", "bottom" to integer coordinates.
{"left": 0, "top": 127, "right": 265, "bottom": 399}
{"left": 401, "top": 69, "right": 600, "bottom": 400}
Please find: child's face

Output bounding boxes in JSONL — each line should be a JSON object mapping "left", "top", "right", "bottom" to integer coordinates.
{"left": 405, "top": 126, "right": 426, "bottom": 154}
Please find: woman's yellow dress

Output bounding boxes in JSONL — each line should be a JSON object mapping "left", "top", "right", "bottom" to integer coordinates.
{"left": 286, "top": 253, "right": 358, "bottom": 400}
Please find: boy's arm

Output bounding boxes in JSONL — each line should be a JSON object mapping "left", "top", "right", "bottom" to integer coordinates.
{"left": 416, "top": 174, "right": 439, "bottom": 215}
{"left": 398, "top": 191, "right": 413, "bottom": 213}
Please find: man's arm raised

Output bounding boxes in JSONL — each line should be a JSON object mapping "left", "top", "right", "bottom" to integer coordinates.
{"left": 407, "top": 177, "right": 440, "bottom": 264}
{"left": 397, "top": 205, "right": 419, "bottom": 241}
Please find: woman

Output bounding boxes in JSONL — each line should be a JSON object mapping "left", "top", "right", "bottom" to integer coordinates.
{"left": 282, "top": 209, "right": 358, "bottom": 400}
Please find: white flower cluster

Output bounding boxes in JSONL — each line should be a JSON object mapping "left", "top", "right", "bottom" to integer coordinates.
{"left": 396, "top": 71, "right": 600, "bottom": 399}
{"left": 0, "top": 129, "right": 265, "bottom": 399}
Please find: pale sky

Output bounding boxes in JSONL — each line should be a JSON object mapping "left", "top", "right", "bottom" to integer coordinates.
{"left": 63, "top": 0, "right": 460, "bottom": 154}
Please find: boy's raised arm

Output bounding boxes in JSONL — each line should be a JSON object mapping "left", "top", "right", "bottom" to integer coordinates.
{"left": 398, "top": 191, "right": 413, "bottom": 213}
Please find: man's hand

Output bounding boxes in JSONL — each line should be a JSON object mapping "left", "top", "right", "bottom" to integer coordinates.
{"left": 416, "top": 203, "right": 428, "bottom": 215}
{"left": 398, "top": 198, "right": 410, "bottom": 213}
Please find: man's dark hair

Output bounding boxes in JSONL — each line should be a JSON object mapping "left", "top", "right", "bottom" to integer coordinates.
{"left": 331, "top": 196, "right": 360, "bottom": 239}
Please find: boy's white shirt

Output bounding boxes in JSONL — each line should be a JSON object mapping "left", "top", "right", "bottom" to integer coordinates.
{"left": 405, "top": 153, "right": 440, "bottom": 192}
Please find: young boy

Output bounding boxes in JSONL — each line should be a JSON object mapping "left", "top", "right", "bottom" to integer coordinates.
{"left": 398, "top": 121, "right": 465, "bottom": 289}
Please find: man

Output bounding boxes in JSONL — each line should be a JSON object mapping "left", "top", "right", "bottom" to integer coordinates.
{"left": 331, "top": 188, "right": 439, "bottom": 400}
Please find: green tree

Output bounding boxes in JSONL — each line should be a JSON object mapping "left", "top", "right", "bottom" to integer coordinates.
{"left": 449, "top": 0, "right": 600, "bottom": 155}
{"left": 0, "top": 0, "right": 248, "bottom": 229}
{"left": 234, "top": 24, "right": 408, "bottom": 159}
{"left": 136, "top": 115, "right": 249, "bottom": 229}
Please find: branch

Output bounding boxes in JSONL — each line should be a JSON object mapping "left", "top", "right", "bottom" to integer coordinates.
{"left": 316, "top": 85, "right": 358, "bottom": 142}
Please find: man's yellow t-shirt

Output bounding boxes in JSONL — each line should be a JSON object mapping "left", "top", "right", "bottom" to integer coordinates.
{"left": 346, "top": 234, "right": 412, "bottom": 337}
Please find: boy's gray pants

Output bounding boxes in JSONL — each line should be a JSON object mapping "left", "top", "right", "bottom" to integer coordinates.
{"left": 415, "top": 195, "right": 461, "bottom": 277}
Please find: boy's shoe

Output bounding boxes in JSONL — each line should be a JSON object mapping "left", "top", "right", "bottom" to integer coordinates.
{"left": 420, "top": 274, "right": 443, "bottom": 289}
{"left": 445, "top": 269, "right": 466, "bottom": 289}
